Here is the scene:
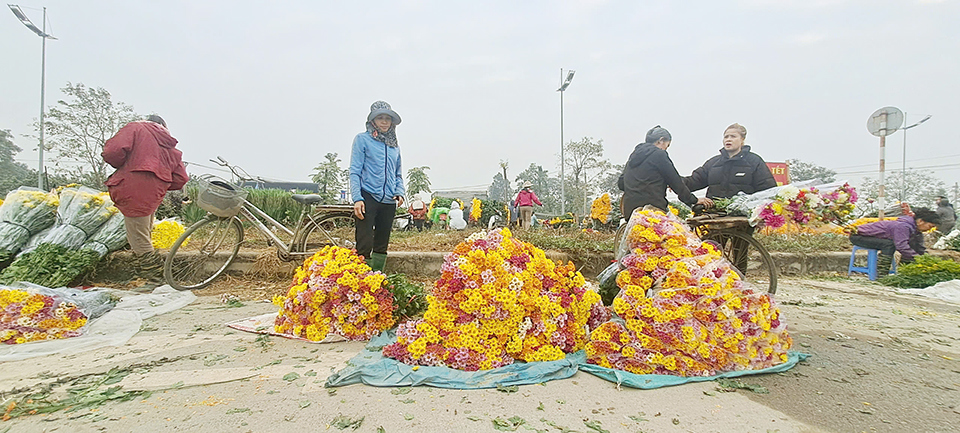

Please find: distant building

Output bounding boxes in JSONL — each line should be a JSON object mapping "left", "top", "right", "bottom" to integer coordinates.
{"left": 242, "top": 181, "right": 320, "bottom": 193}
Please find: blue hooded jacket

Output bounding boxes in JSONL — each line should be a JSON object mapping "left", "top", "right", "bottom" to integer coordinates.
{"left": 349, "top": 132, "right": 404, "bottom": 204}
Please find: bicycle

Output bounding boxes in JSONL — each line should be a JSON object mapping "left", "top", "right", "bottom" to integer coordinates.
{"left": 163, "top": 157, "right": 356, "bottom": 290}
{"left": 612, "top": 205, "right": 778, "bottom": 294}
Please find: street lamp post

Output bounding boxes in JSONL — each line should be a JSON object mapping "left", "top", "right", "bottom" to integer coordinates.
{"left": 557, "top": 69, "right": 575, "bottom": 215}
{"left": 9, "top": 5, "right": 56, "bottom": 191}
{"left": 900, "top": 112, "right": 932, "bottom": 201}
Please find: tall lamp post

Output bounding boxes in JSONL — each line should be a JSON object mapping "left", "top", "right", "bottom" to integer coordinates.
{"left": 557, "top": 69, "right": 575, "bottom": 215}
{"left": 900, "top": 113, "right": 932, "bottom": 201}
{"left": 9, "top": 4, "right": 56, "bottom": 190}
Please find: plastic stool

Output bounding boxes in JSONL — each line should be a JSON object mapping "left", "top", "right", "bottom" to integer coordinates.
{"left": 847, "top": 246, "right": 897, "bottom": 280}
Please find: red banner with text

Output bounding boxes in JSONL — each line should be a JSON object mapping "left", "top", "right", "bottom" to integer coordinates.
{"left": 766, "top": 162, "right": 789, "bottom": 186}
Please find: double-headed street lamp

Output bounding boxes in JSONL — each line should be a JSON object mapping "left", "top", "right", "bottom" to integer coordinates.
{"left": 557, "top": 69, "right": 575, "bottom": 215}
{"left": 9, "top": 4, "right": 56, "bottom": 190}
{"left": 900, "top": 113, "right": 932, "bottom": 201}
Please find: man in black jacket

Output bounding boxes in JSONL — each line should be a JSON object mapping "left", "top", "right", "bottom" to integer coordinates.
{"left": 683, "top": 123, "right": 777, "bottom": 203}
{"left": 618, "top": 126, "right": 707, "bottom": 218}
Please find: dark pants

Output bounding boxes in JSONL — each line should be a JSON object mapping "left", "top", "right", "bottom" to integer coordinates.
{"left": 413, "top": 219, "right": 425, "bottom": 232}
{"left": 355, "top": 190, "right": 396, "bottom": 259}
{"left": 849, "top": 234, "right": 896, "bottom": 257}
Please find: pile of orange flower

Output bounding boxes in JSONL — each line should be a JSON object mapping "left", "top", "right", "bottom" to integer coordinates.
{"left": 585, "top": 208, "right": 791, "bottom": 376}
{"left": 383, "top": 229, "right": 605, "bottom": 370}
{"left": 273, "top": 246, "right": 396, "bottom": 341}
{"left": 0, "top": 288, "right": 88, "bottom": 344}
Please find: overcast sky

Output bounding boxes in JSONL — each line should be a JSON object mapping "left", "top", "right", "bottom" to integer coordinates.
{"left": 2, "top": 0, "right": 958, "bottom": 202}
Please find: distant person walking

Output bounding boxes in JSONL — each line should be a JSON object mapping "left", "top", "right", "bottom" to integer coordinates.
{"left": 514, "top": 182, "right": 542, "bottom": 229}
{"left": 936, "top": 196, "right": 956, "bottom": 234}
{"left": 349, "top": 101, "right": 405, "bottom": 272}
{"left": 102, "top": 115, "right": 188, "bottom": 284}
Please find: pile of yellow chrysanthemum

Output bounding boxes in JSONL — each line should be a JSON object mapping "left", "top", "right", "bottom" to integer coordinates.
{"left": 151, "top": 219, "right": 187, "bottom": 249}
{"left": 383, "top": 228, "right": 604, "bottom": 370}
{"left": 590, "top": 193, "right": 612, "bottom": 223}
{"left": 273, "top": 246, "right": 396, "bottom": 341}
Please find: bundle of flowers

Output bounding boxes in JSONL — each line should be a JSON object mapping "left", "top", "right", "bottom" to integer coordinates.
{"left": 382, "top": 228, "right": 603, "bottom": 370}
{"left": 731, "top": 182, "right": 860, "bottom": 229}
{"left": 0, "top": 287, "right": 88, "bottom": 344}
{"left": 81, "top": 212, "right": 128, "bottom": 257}
{"left": 543, "top": 212, "right": 577, "bottom": 229}
{"left": 590, "top": 193, "right": 612, "bottom": 224}
{"left": 879, "top": 255, "right": 960, "bottom": 289}
{"left": 0, "top": 188, "right": 59, "bottom": 262}
{"left": 819, "top": 183, "right": 858, "bottom": 225}
{"left": 585, "top": 208, "right": 791, "bottom": 377}
{"left": 273, "top": 246, "right": 395, "bottom": 341}
{"left": 29, "top": 187, "right": 117, "bottom": 253}
{"left": 151, "top": 219, "right": 187, "bottom": 249}
{"left": 469, "top": 198, "right": 483, "bottom": 223}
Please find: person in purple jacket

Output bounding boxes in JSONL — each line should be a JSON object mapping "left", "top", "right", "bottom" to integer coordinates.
{"left": 849, "top": 208, "right": 941, "bottom": 275}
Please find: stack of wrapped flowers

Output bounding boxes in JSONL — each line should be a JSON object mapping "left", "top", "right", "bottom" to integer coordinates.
{"left": 383, "top": 229, "right": 605, "bottom": 371}
{"left": 727, "top": 181, "right": 859, "bottom": 229}
{"left": 33, "top": 186, "right": 117, "bottom": 252}
{"left": 585, "top": 208, "right": 791, "bottom": 377}
{"left": 469, "top": 198, "right": 483, "bottom": 223}
{"left": 0, "top": 188, "right": 59, "bottom": 261}
{"left": 0, "top": 287, "right": 88, "bottom": 344}
{"left": 273, "top": 246, "right": 396, "bottom": 341}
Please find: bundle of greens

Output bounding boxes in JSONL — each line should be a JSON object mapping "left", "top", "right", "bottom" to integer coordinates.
{"left": 879, "top": 255, "right": 960, "bottom": 289}
{"left": 384, "top": 274, "right": 428, "bottom": 321}
{"left": 0, "top": 243, "right": 101, "bottom": 288}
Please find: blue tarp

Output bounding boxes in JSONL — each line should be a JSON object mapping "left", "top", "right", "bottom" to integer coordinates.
{"left": 325, "top": 331, "right": 584, "bottom": 389}
{"left": 578, "top": 352, "right": 809, "bottom": 389}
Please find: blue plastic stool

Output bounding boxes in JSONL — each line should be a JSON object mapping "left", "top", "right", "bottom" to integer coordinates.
{"left": 847, "top": 245, "right": 897, "bottom": 280}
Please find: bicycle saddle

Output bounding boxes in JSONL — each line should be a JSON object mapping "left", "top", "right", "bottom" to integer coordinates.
{"left": 291, "top": 194, "right": 324, "bottom": 205}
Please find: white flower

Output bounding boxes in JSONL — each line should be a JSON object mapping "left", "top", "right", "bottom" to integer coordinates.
{"left": 777, "top": 185, "right": 800, "bottom": 201}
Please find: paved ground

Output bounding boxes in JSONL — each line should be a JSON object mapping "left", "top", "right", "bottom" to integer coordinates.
{"left": 1, "top": 277, "right": 958, "bottom": 433}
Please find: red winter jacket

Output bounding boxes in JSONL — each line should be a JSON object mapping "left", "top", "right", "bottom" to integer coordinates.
{"left": 102, "top": 121, "right": 188, "bottom": 217}
{"left": 514, "top": 189, "right": 542, "bottom": 207}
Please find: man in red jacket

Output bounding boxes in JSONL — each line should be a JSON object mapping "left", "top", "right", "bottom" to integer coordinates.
{"left": 102, "top": 115, "right": 188, "bottom": 283}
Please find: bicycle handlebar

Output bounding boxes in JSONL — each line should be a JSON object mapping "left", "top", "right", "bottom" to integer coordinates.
{"left": 209, "top": 156, "right": 256, "bottom": 186}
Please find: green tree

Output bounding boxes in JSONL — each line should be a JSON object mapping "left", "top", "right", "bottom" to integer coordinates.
{"left": 0, "top": 129, "right": 38, "bottom": 196}
{"left": 406, "top": 166, "right": 432, "bottom": 196}
{"left": 859, "top": 169, "right": 948, "bottom": 213}
{"left": 786, "top": 159, "right": 836, "bottom": 183}
{"left": 487, "top": 172, "right": 511, "bottom": 205}
{"left": 563, "top": 137, "right": 611, "bottom": 216}
{"left": 41, "top": 83, "right": 140, "bottom": 188}
{"left": 311, "top": 152, "right": 346, "bottom": 203}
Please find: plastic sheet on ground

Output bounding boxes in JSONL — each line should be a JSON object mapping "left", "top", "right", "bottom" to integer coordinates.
{"left": 326, "top": 330, "right": 584, "bottom": 389}
{"left": 899, "top": 280, "right": 960, "bottom": 304}
{"left": 0, "top": 285, "right": 195, "bottom": 362}
{"left": 578, "top": 352, "right": 808, "bottom": 389}
{"left": 226, "top": 313, "right": 346, "bottom": 343}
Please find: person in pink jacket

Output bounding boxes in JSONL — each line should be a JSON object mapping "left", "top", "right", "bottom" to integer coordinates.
{"left": 102, "top": 115, "right": 188, "bottom": 283}
{"left": 514, "top": 181, "right": 542, "bottom": 229}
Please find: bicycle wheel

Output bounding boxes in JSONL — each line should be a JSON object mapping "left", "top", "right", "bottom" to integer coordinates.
{"left": 298, "top": 213, "right": 357, "bottom": 254}
{"left": 702, "top": 231, "right": 778, "bottom": 294}
{"left": 613, "top": 222, "right": 628, "bottom": 260}
{"left": 164, "top": 216, "right": 244, "bottom": 290}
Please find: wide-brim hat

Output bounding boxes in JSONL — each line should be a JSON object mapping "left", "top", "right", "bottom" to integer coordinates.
{"left": 367, "top": 100, "right": 401, "bottom": 125}
{"left": 522, "top": 181, "right": 533, "bottom": 188}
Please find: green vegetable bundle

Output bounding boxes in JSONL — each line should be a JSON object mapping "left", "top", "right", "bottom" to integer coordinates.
{"left": 384, "top": 274, "right": 428, "bottom": 321}
{"left": 0, "top": 243, "right": 100, "bottom": 288}
{"left": 879, "top": 255, "right": 960, "bottom": 289}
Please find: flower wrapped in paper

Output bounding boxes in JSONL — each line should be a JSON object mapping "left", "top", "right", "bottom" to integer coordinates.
{"left": 586, "top": 208, "right": 792, "bottom": 377}
{"left": 29, "top": 187, "right": 117, "bottom": 252}
{"left": 81, "top": 212, "right": 128, "bottom": 258}
{"left": 719, "top": 181, "right": 859, "bottom": 229}
{"left": 273, "top": 246, "right": 396, "bottom": 341}
{"left": 0, "top": 188, "right": 59, "bottom": 261}
{"left": 382, "top": 228, "right": 603, "bottom": 370}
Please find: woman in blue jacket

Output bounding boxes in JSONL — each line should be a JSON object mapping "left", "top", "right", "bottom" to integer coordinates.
{"left": 349, "top": 101, "right": 405, "bottom": 271}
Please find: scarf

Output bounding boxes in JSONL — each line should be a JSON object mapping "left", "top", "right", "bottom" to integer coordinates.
{"left": 366, "top": 121, "right": 398, "bottom": 148}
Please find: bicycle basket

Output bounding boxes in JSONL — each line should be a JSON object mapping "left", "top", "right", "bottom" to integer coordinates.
{"left": 196, "top": 177, "right": 248, "bottom": 217}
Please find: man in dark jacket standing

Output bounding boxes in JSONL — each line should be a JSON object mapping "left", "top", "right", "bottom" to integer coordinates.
{"left": 102, "top": 115, "right": 188, "bottom": 283}
{"left": 683, "top": 123, "right": 777, "bottom": 202}
{"left": 618, "top": 126, "right": 706, "bottom": 218}
{"left": 936, "top": 196, "right": 956, "bottom": 234}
